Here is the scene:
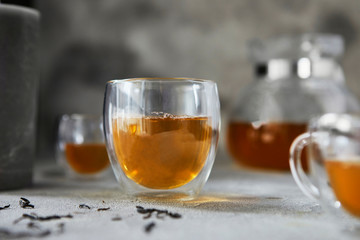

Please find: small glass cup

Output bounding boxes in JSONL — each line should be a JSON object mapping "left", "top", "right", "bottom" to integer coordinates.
{"left": 103, "top": 78, "right": 220, "bottom": 198}
{"left": 56, "top": 114, "right": 110, "bottom": 179}
{"left": 290, "top": 113, "right": 360, "bottom": 228}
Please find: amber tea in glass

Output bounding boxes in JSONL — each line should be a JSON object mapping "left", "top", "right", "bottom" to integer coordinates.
{"left": 227, "top": 121, "right": 307, "bottom": 171}
{"left": 104, "top": 78, "right": 220, "bottom": 197}
{"left": 65, "top": 143, "right": 109, "bottom": 174}
{"left": 325, "top": 160, "right": 360, "bottom": 217}
{"left": 113, "top": 116, "right": 212, "bottom": 189}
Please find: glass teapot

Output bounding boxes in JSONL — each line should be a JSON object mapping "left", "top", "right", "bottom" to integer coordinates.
{"left": 226, "top": 34, "right": 360, "bottom": 171}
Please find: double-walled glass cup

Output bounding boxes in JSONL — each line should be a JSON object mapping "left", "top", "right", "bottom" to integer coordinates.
{"left": 103, "top": 78, "right": 220, "bottom": 198}
{"left": 57, "top": 114, "right": 110, "bottom": 179}
{"left": 290, "top": 113, "right": 360, "bottom": 225}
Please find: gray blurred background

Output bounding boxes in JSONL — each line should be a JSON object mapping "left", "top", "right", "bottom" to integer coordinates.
{"left": 21, "top": 0, "right": 360, "bottom": 160}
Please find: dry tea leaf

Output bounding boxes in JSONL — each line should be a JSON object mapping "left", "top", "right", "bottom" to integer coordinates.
{"left": 136, "top": 206, "right": 182, "bottom": 219}
{"left": 79, "top": 204, "right": 91, "bottom": 209}
{"left": 0, "top": 204, "right": 10, "bottom": 210}
{"left": 19, "top": 197, "right": 34, "bottom": 209}
{"left": 97, "top": 207, "right": 110, "bottom": 211}
{"left": 144, "top": 222, "right": 156, "bottom": 233}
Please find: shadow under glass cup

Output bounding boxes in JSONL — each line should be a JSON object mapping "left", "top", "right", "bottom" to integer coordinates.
{"left": 290, "top": 113, "right": 360, "bottom": 228}
{"left": 57, "top": 114, "right": 110, "bottom": 179}
{"left": 103, "top": 78, "right": 220, "bottom": 199}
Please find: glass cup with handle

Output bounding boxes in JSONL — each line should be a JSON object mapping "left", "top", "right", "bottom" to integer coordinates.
{"left": 290, "top": 113, "right": 360, "bottom": 227}
{"left": 103, "top": 78, "right": 220, "bottom": 199}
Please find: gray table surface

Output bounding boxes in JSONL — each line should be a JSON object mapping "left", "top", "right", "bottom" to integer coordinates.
{"left": 0, "top": 160, "right": 359, "bottom": 240}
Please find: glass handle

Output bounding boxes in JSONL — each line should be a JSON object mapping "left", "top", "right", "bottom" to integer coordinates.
{"left": 289, "top": 133, "right": 320, "bottom": 200}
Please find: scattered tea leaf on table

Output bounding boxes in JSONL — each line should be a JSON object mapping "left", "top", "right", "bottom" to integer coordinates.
{"left": 111, "top": 216, "right": 122, "bottom": 221}
{"left": 0, "top": 228, "right": 51, "bottom": 238}
{"left": 97, "top": 207, "right": 110, "bottom": 211}
{"left": 14, "top": 213, "right": 73, "bottom": 224}
{"left": 144, "top": 222, "right": 156, "bottom": 233}
{"left": 79, "top": 204, "right": 91, "bottom": 209}
{"left": 0, "top": 204, "right": 10, "bottom": 210}
{"left": 19, "top": 197, "right": 34, "bottom": 209}
{"left": 136, "top": 206, "right": 182, "bottom": 219}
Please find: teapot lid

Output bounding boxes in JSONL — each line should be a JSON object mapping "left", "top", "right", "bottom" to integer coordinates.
{"left": 248, "top": 34, "right": 344, "bottom": 63}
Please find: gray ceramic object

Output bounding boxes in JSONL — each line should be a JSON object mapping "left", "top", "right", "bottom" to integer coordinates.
{"left": 0, "top": 5, "right": 39, "bottom": 190}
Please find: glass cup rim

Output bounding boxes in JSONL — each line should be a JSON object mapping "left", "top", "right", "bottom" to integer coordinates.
{"left": 60, "top": 114, "right": 102, "bottom": 121}
{"left": 106, "top": 77, "right": 216, "bottom": 85}
{"left": 309, "top": 113, "right": 360, "bottom": 136}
